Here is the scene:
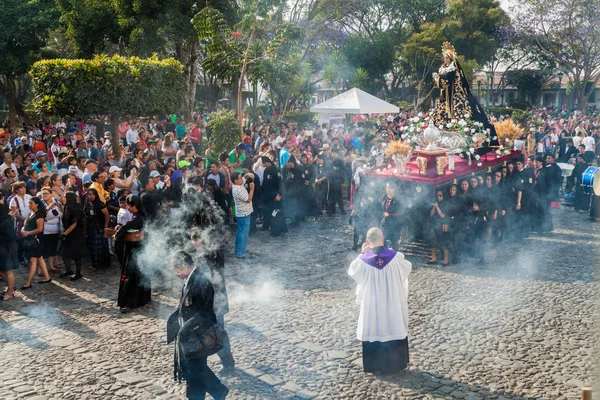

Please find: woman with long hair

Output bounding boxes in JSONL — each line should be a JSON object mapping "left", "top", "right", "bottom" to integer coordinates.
{"left": 83, "top": 188, "right": 110, "bottom": 272}
{"left": 41, "top": 187, "right": 62, "bottom": 273}
{"left": 60, "top": 191, "right": 85, "bottom": 280}
{"left": 21, "top": 197, "right": 52, "bottom": 289}
{"left": 115, "top": 195, "right": 151, "bottom": 312}
{"left": 162, "top": 132, "right": 179, "bottom": 161}
{"left": 49, "top": 173, "right": 65, "bottom": 201}
{"left": 0, "top": 193, "right": 18, "bottom": 300}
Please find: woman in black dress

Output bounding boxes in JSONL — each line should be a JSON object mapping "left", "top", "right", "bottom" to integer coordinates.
{"left": 60, "top": 191, "right": 86, "bottom": 280}
{"left": 21, "top": 197, "right": 52, "bottom": 289}
{"left": 427, "top": 189, "right": 452, "bottom": 265}
{"left": 115, "top": 195, "right": 151, "bottom": 312}
{"left": 285, "top": 156, "right": 304, "bottom": 227}
{"left": 0, "top": 193, "right": 18, "bottom": 300}
{"left": 83, "top": 188, "right": 110, "bottom": 271}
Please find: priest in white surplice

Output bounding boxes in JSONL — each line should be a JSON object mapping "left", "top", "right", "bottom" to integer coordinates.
{"left": 348, "top": 227, "right": 412, "bottom": 373}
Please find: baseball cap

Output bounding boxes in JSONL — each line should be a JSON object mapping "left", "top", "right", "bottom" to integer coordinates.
{"left": 149, "top": 171, "right": 161, "bottom": 178}
{"left": 178, "top": 160, "right": 191, "bottom": 168}
{"left": 109, "top": 166, "right": 122, "bottom": 174}
{"left": 35, "top": 151, "right": 46, "bottom": 158}
{"left": 104, "top": 131, "right": 111, "bottom": 138}
{"left": 68, "top": 166, "right": 78, "bottom": 174}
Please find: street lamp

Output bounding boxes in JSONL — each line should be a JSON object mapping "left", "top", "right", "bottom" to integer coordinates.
{"left": 556, "top": 72, "right": 563, "bottom": 108}
{"left": 485, "top": 71, "right": 492, "bottom": 108}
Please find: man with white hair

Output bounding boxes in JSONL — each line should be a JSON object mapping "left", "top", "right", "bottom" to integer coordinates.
{"left": 348, "top": 227, "right": 412, "bottom": 374}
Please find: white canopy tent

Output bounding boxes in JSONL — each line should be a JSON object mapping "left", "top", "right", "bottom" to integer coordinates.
{"left": 310, "top": 87, "right": 399, "bottom": 114}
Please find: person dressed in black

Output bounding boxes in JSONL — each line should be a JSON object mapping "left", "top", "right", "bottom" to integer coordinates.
{"left": 299, "top": 153, "right": 318, "bottom": 220}
{"left": 83, "top": 188, "right": 110, "bottom": 271}
{"left": 572, "top": 153, "right": 590, "bottom": 213}
{"left": 314, "top": 154, "right": 329, "bottom": 216}
{"left": 168, "top": 251, "right": 229, "bottom": 400}
{"left": 190, "top": 229, "right": 235, "bottom": 374}
{"left": 426, "top": 189, "right": 452, "bottom": 265}
{"left": 467, "top": 176, "right": 487, "bottom": 262}
{"left": 0, "top": 193, "right": 17, "bottom": 300}
{"left": 452, "top": 180, "right": 471, "bottom": 263}
{"left": 284, "top": 156, "right": 304, "bottom": 227}
{"left": 491, "top": 170, "right": 508, "bottom": 240}
{"left": 558, "top": 138, "right": 578, "bottom": 163}
{"left": 60, "top": 191, "right": 85, "bottom": 280}
{"left": 379, "top": 182, "right": 401, "bottom": 250}
{"left": 261, "top": 157, "right": 282, "bottom": 232}
{"left": 115, "top": 195, "right": 151, "bottom": 313}
{"left": 531, "top": 156, "right": 552, "bottom": 232}
{"left": 327, "top": 149, "right": 346, "bottom": 215}
{"left": 514, "top": 158, "right": 534, "bottom": 238}
{"left": 204, "top": 179, "right": 228, "bottom": 217}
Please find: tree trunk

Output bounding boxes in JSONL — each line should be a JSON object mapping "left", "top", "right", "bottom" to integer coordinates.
{"left": 183, "top": 37, "right": 200, "bottom": 122}
{"left": 176, "top": 37, "right": 200, "bottom": 123}
{"left": 111, "top": 114, "right": 121, "bottom": 159}
{"left": 4, "top": 75, "right": 18, "bottom": 132}
{"left": 238, "top": 26, "right": 256, "bottom": 140}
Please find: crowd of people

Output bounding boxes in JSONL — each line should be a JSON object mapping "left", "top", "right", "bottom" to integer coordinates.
{"left": 0, "top": 105, "right": 599, "bottom": 398}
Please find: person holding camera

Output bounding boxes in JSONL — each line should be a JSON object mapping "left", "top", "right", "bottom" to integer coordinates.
{"left": 231, "top": 172, "right": 254, "bottom": 258}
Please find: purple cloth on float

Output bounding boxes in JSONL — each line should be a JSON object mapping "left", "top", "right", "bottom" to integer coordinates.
{"left": 359, "top": 248, "right": 397, "bottom": 270}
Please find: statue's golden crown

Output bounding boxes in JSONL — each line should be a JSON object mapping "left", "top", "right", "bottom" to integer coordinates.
{"left": 441, "top": 42, "right": 457, "bottom": 60}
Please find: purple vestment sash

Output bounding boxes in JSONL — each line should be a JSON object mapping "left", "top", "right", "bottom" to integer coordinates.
{"left": 359, "top": 248, "right": 397, "bottom": 270}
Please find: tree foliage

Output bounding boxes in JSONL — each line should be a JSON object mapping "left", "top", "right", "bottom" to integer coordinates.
{"left": 30, "top": 55, "right": 183, "bottom": 117}
{"left": 514, "top": 0, "right": 600, "bottom": 109}
{"left": 0, "top": 0, "right": 58, "bottom": 129}
{"left": 206, "top": 110, "right": 241, "bottom": 154}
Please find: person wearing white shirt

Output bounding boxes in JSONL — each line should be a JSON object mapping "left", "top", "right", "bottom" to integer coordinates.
{"left": 231, "top": 172, "right": 254, "bottom": 258}
{"left": 272, "top": 132, "right": 285, "bottom": 150}
{"left": 582, "top": 133, "right": 596, "bottom": 162}
{"left": 126, "top": 126, "right": 139, "bottom": 145}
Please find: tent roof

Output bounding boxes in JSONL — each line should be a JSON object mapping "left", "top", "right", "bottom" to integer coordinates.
{"left": 310, "top": 88, "right": 399, "bottom": 114}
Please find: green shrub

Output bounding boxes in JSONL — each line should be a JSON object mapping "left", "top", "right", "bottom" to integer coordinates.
{"left": 206, "top": 109, "right": 241, "bottom": 154}
{"left": 510, "top": 109, "right": 529, "bottom": 126}
{"left": 284, "top": 111, "right": 316, "bottom": 126}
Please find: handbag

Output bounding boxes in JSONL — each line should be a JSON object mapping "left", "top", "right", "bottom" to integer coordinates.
{"left": 180, "top": 323, "right": 223, "bottom": 360}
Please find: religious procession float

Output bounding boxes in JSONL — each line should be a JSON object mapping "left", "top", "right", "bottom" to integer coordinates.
{"left": 360, "top": 42, "right": 524, "bottom": 216}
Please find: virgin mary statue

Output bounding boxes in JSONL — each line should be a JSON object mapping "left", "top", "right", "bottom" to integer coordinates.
{"left": 431, "top": 42, "right": 495, "bottom": 135}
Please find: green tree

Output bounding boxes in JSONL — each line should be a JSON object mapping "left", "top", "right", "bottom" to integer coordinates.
{"left": 0, "top": 0, "right": 58, "bottom": 130}
{"left": 515, "top": 0, "right": 600, "bottom": 110}
{"left": 342, "top": 33, "right": 396, "bottom": 95}
{"left": 193, "top": 0, "right": 292, "bottom": 137}
{"left": 55, "top": 0, "right": 238, "bottom": 121}
{"left": 206, "top": 110, "right": 241, "bottom": 153}
{"left": 30, "top": 55, "right": 183, "bottom": 155}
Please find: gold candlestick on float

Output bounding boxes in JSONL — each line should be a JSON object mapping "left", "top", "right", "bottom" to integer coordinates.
{"left": 417, "top": 156, "right": 428, "bottom": 176}
{"left": 436, "top": 156, "right": 448, "bottom": 176}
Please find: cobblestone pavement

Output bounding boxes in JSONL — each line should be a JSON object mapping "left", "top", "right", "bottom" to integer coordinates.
{"left": 1, "top": 207, "right": 599, "bottom": 400}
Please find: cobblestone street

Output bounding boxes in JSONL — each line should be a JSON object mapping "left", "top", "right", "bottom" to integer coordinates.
{"left": 1, "top": 208, "right": 599, "bottom": 400}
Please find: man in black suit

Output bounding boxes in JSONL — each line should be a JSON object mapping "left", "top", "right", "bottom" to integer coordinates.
{"left": 558, "top": 139, "right": 578, "bottom": 163}
{"left": 168, "top": 251, "right": 229, "bottom": 400}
